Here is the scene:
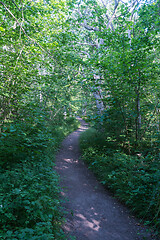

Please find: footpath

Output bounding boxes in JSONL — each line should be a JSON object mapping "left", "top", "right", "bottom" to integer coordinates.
{"left": 56, "top": 118, "right": 152, "bottom": 240}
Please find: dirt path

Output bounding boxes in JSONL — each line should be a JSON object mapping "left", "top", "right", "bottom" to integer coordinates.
{"left": 55, "top": 118, "right": 152, "bottom": 240}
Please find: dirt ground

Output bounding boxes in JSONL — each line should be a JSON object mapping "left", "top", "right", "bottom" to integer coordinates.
{"left": 55, "top": 118, "right": 153, "bottom": 240}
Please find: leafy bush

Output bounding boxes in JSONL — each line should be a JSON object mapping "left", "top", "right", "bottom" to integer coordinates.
{"left": 80, "top": 127, "right": 117, "bottom": 153}
{"left": 0, "top": 116, "right": 79, "bottom": 239}
{"left": 0, "top": 114, "right": 51, "bottom": 166}
{"left": 80, "top": 128, "right": 160, "bottom": 234}
{"left": 0, "top": 157, "right": 65, "bottom": 240}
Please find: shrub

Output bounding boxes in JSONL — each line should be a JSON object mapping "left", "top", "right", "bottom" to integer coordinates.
{"left": 0, "top": 157, "right": 65, "bottom": 240}
{"left": 0, "top": 116, "right": 79, "bottom": 239}
{"left": 80, "top": 127, "right": 160, "bottom": 233}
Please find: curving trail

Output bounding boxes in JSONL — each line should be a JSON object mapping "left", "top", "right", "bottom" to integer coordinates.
{"left": 55, "top": 118, "right": 152, "bottom": 240}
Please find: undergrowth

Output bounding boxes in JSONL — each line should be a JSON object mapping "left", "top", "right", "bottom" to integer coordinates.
{"left": 0, "top": 115, "right": 79, "bottom": 240}
{"left": 80, "top": 127, "right": 160, "bottom": 237}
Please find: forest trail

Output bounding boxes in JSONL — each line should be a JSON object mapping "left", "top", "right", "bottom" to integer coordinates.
{"left": 55, "top": 118, "right": 152, "bottom": 240}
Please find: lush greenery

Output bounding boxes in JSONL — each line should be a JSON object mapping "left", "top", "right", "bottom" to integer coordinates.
{"left": 80, "top": 128, "right": 160, "bottom": 236}
{"left": 76, "top": 0, "right": 160, "bottom": 234}
{"left": 78, "top": 0, "right": 160, "bottom": 234}
{"left": 74, "top": 0, "right": 160, "bottom": 152}
{"left": 0, "top": 115, "right": 79, "bottom": 239}
{"left": 0, "top": 0, "right": 79, "bottom": 238}
{"left": 0, "top": 0, "right": 159, "bottom": 238}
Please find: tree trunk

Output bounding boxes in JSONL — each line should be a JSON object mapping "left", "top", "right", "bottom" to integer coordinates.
{"left": 135, "top": 86, "right": 141, "bottom": 143}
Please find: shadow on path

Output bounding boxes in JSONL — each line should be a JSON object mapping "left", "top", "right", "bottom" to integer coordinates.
{"left": 55, "top": 118, "right": 152, "bottom": 240}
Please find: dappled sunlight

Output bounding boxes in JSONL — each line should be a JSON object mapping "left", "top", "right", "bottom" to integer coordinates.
{"left": 75, "top": 213, "right": 101, "bottom": 231}
{"left": 68, "top": 145, "right": 73, "bottom": 150}
{"left": 62, "top": 165, "right": 69, "bottom": 169}
{"left": 60, "top": 191, "right": 66, "bottom": 197}
{"left": 78, "top": 125, "right": 89, "bottom": 131}
{"left": 56, "top": 157, "right": 80, "bottom": 171}
{"left": 64, "top": 158, "right": 73, "bottom": 163}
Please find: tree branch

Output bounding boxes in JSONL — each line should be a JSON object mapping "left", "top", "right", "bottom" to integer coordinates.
{"left": 0, "top": 1, "right": 56, "bottom": 61}
{"left": 79, "top": 21, "right": 100, "bottom": 31}
{"left": 140, "top": 101, "right": 159, "bottom": 140}
{"left": 12, "top": 0, "right": 21, "bottom": 12}
{"left": 106, "top": 0, "right": 120, "bottom": 29}
{"left": 14, "top": 45, "right": 25, "bottom": 71}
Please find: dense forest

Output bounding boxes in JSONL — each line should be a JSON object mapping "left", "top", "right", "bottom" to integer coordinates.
{"left": 0, "top": 0, "right": 159, "bottom": 239}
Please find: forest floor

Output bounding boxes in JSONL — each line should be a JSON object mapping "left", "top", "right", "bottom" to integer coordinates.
{"left": 55, "top": 118, "right": 153, "bottom": 240}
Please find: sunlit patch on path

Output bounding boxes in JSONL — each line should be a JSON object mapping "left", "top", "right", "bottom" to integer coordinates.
{"left": 55, "top": 118, "right": 152, "bottom": 240}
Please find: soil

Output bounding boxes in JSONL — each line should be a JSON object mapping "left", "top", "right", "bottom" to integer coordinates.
{"left": 55, "top": 117, "right": 154, "bottom": 240}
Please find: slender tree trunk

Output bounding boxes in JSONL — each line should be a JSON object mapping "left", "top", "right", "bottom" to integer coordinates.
{"left": 157, "top": 107, "right": 159, "bottom": 131}
{"left": 135, "top": 86, "right": 141, "bottom": 143}
{"left": 93, "top": 91, "right": 104, "bottom": 114}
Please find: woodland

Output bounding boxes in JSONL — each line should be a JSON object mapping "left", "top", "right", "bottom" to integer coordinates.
{"left": 0, "top": 0, "right": 160, "bottom": 239}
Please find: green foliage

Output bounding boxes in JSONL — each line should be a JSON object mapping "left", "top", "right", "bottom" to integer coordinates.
{"left": 0, "top": 0, "right": 80, "bottom": 237}
{"left": 79, "top": 127, "right": 116, "bottom": 152}
{"left": 80, "top": 128, "right": 103, "bottom": 149}
{"left": 74, "top": 0, "right": 159, "bottom": 152}
{"left": 80, "top": 128, "right": 160, "bottom": 233}
{"left": 0, "top": 115, "right": 79, "bottom": 239}
{"left": 0, "top": 158, "right": 64, "bottom": 240}
{"left": 0, "top": 119, "right": 49, "bottom": 166}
